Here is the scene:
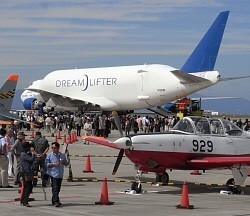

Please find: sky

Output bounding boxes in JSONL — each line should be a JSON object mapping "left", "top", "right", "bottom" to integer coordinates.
{"left": 0, "top": 0, "right": 250, "bottom": 103}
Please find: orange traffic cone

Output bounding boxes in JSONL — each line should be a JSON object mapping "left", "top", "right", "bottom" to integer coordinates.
{"left": 57, "top": 130, "right": 61, "bottom": 139}
{"left": 74, "top": 131, "right": 78, "bottom": 141}
{"left": 14, "top": 180, "right": 35, "bottom": 202}
{"left": 95, "top": 177, "right": 114, "bottom": 205}
{"left": 54, "top": 135, "right": 58, "bottom": 143}
{"left": 19, "top": 180, "right": 24, "bottom": 199}
{"left": 176, "top": 181, "right": 194, "bottom": 209}
{"left": 83, "top": 154, "right": 93, "bottom": 172}
{"left": 67, "top": 134, "right": 72, "bottom": 144}
{"left": 72, "top": 131, "right": 76, "bottom": 142}
{"left": 190, "top": 170, "right": 201, "bottom": 175}
{"left": 30, "top": 129, "right": 35, "bottom": 138}
{"left": 15, "top": 180, "right": 24, "bottom": 201}
{"left": 63, "top": 135, "right": 66, "bottom": 145}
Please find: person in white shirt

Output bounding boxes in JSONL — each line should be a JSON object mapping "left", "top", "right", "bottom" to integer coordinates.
{"left": 0, "top": 128, "right": 13, "bottom": 188}
{"left": 5, "top": 130, "right": 15, "bottom": 177}
{"left": 45, "top": 116, "right": 52, "bottom": 133}
{"left": 83, "top": 118, "right": 92, "bottom": 145}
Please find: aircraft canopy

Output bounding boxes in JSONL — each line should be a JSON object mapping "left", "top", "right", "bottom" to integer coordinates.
{"left": 172, "top": 116, "right": 243, "bottom": 136}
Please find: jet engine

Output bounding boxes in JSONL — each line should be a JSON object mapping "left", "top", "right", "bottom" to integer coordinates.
{"left": 23, "top": 98, "right": 46, "bottom": 110}
{"left": 117, "top": 110, "right": 134, "bottom": 116}
{"left": 39, "top": 106, "right": 55, "bottom": 113}
{"left": 163, "top": 103, "right": 176, "bottom": 113}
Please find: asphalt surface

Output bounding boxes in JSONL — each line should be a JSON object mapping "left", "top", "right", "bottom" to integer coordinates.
{"left": 1, "top": 128, "right": 250, "bottom": 216}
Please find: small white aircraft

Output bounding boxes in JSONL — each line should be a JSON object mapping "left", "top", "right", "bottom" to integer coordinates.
{"left": 84, "top": 116, "right": 250, "bottom": 193}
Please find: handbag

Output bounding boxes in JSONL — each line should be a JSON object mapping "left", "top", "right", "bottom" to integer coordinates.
{"left": 24, "top": 173, "right": 34, "bottom": 181}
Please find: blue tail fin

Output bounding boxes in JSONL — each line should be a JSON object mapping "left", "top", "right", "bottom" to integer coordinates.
{"left": 181, "top": 11, "right": 229, "bottom": 73}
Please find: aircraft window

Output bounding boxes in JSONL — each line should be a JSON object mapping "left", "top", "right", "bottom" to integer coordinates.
{"left": 172, "top": 118, "right": 194, "bottom": 133}
{"left": 222, "top": 120, "right": 243, "bottom": 136}
{"left": 194, "top": 118, "right": 211, "bottom": 134}
{"left": 209, "top": 119, "right": 224, "bottom": 135}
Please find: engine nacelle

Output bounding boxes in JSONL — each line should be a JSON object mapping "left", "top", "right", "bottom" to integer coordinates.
{"left": 23, "top": 98, "right": 36, "bottom": 110}
{"left": 117, "top": 110, "right": 134, "bottom": 116}
{"left": 163, "top": 103, "right": 176, "bottom": 113}
{"left": 23, "top": 98, "right": 46, "bottom": 110}
{"left": 114, "top": 137, "right": 133, "bottom": 150}
{"left": 38, "top": 106, "right": 55, "bottom": 114}
{"left": 33, "top": 100, "right": 46, "bottom": 109}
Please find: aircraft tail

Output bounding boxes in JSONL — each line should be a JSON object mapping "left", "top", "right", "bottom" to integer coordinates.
{"left": 181, "top": 11, "right": 229, "bottom": 73}
{"left": 0, "top": 74, "right": 19, "bottom": 111}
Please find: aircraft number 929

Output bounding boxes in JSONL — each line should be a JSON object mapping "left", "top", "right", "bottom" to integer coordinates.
{"left": 192, "top": 140, "right": 213, "bottom": 152}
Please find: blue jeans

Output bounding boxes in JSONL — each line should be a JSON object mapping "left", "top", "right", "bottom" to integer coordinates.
{"left": 50, "top": 177, "right": 62, "bottom": 205}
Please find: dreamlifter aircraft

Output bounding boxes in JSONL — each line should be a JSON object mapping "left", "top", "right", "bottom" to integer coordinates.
{"left": 21, "top": 11, "right": 247, "bottom": 126}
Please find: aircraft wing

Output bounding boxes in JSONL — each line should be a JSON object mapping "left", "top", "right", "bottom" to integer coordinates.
{"left": 0, "top": 110, "right": 39, "bottom": 127}
{"left": 83, "top": 136, "right": 121, "bottom": 150}
{"left": 26, "top": 88, "right": 119, "bottom": 109}
{"left": 187, "top": 156, "right": 250, "bottom": 168}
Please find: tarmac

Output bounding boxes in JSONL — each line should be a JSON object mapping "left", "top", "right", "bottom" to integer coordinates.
{"left": 1, "top": 128, "right": 250, "bottom": 216}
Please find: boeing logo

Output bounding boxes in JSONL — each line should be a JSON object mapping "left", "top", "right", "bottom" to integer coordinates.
{"left": 55, "top": 75, "right": 117, "bottom": 91}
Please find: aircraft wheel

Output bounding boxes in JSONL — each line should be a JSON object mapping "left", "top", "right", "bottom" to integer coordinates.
{"left": 226, "top": 178, "right": 241, "bottom": 194}
{"left": 156, "top": 172, "right": 169, "bottom": 185}
{"left": 131, "top": 182, "right": 142, "bottom": 193}
{"left": 226, "top": 178, "right": 235, "bottom": 190}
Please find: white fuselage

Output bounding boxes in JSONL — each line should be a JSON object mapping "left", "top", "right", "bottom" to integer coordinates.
{"left": 23, "top": 64, "right": 219, "bottom": 111}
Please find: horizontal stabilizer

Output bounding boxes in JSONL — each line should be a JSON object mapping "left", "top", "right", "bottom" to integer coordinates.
{"left": 83, "top": 136, "right": 121, "bottom": 150}
{"left": 171, "top": 70, "right": 208, "bottom": 84}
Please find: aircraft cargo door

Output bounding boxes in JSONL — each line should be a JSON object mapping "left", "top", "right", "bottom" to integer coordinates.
{"left": 137, "top": 69, "right": 149, "bottom": 101}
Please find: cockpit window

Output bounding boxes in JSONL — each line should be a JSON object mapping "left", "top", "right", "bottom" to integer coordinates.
{"left": 221, "top": 119, "right": 243, "bottom": 136}
{"left": 172, "top": 118, "right": 194, "bottom": 133}
{"left": 172, "top": 116, "right": 243, "bottom": 136}
{"left": 209, "top": 119, "right": 224, "bottom": 135}
{"left": 193, "top": 118, "right": 211, "bottom": 134}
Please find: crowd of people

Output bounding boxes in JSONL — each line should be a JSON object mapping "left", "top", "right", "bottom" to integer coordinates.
{"left": 15, "top": 111, "right": 250, "bottom": 138}
{"left": 1, "top": 111, "right": 250, "bottom": 208}
{"left": 0, "top": 120, "right": 67, "bottom": 208}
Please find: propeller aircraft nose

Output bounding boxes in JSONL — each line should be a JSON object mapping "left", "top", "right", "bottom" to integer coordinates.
{"left": 114, "top": 137, "right": 132, "bottom": 149}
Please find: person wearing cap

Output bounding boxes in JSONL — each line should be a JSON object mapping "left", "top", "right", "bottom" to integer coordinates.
{"left": 20, "top": 142, "right": 35, "bottom": 207}
{"left": 11, "top": 131, "right": 27, "bottom": 185}
{"left": 0, "top": 128, "right": 13, "bottom": 188}
{"left": 31, "top": 131, "right": 49, "bottom": 187}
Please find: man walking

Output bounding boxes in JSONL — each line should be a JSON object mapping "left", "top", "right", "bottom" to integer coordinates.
{"left": 45, "top": 142, "right": 67, "bottom": 207}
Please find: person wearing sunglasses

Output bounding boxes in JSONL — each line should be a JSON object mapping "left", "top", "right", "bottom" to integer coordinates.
{"left": 45, "top": 142, "right": 67, "bottom": 207}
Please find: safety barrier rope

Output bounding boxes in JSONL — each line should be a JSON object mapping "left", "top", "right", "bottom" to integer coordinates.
{"left": 62, "top": 177, "right": 250, "bottom": 188}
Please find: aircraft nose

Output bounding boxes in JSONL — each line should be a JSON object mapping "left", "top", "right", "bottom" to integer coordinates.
{"left": 114, "top": 137, "right": 132, "bottom": 149}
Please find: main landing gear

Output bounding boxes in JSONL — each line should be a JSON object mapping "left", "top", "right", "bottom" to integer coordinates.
{"left": 130, "top": 170, "right": 170, "bottom": 194}
{"left": 225, "top": 178, "right": 242, "bottom": 195}
{"left": 130, "top": 170, "right": 142, "bottom": 193}
{"left": 156, "top": 172, "right": 169, "bottom": 185}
